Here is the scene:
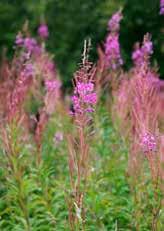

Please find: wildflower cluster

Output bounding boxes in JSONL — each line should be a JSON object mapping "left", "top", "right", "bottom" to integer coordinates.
{"left": 105, "top": 34, "right": 123, "bottom": 70}
{"left": 104, "top": 11, "right": 123, "bottom": 70}
{"left": 15, "top": 23, "right": 60, "bottom": 99}
{"left": 132, "top": 34, "right": 153, "bottom": 68}
{"left": 140, "top": 132, "right": 157, "bottom": 153}
{"left": 15, "top": 23, "right": 48, "bottom": 58}
{"left": 71, "top": 62, "right": 97, "bottom": 115}
{"left": 108, "top": 11, "right": 123, "bottom": 32}
{"left": 38, "top": 24, "right": 49, "bottom": 39}
{"left": 16, "top": 35, "right": 41, "bottom": 57}
{"left": 45, "top": 79, "right": 61, "bottom": 92}
{"left": 0, "top": 5, "right": 163, "bottom": 231}
{"left": 72, "top": 82, "right": 97, "bottom": 114}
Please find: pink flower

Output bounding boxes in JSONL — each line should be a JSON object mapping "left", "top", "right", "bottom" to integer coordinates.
{"left": 24, "top": 38, "right": 37, "bottom": 52}
{"left": 105, "top": 33, "right": 123, "bottom": 69}
{"left": 38, "top": 24, "right": 49, "bottom": 39}
{"left": 132, "top": 34, "right": 153, "bottom": 67}
{"left": 72, "top": 82, "right": 97, "bottom": 114}
{"left": 140, "top": 132, "right": 156, "bottom": 153}
{"left": 33, "top": 45, "right": 42, "bottom": 55}
{"left": 108, "top": 11, "right": 123, "bottom": 32}
{"left": 75, "top": 82, "right": 94, "bottom": 95}
{"left": 71, "top": 95, "right": 81, "bottom": 113}
{"left": 22, "top": 63, "right": 34, "bottom": 77}
{"left": 45, "top": 79, "right": 61, "bottom": 92}
{"left": 83, "top": 93, "right": 97, "bottom": 104}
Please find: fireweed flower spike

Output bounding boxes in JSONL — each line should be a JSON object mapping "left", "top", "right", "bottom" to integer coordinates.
{"left": 104, "top": 34, "right": 123, "bottom": 70}
{"left": 108, "top": 11, "right": 123, "bottom": 32}
{"left": 68, "top": 40, "right": 97, "bottom": 229}
{"left": 38, "top": 24, "right": 49, "bottom": 39}
{"left": 72, "top": 82, "right": 97, "bottom": 115}
{"left": 105, "top": 11, "right": 123, "bottom": 70}
{"left": 71, "top": 41, "right": 97, "bottom": 116}
{"left": 132, "top": 34, "right": 153, "bottom": 68}
{"left": 160, "top": 0, "right": 164, "bottom": 14}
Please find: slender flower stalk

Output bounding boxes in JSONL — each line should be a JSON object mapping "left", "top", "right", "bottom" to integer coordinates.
{"left": 129, "top": 54, "right": 163, "bottom": 230}
{"left": 96, "top": 10, "right": 123, "bottom": 99}
{"left": 67, "top": 40, "right": 97, "bottom": 230}
{"left": 7, "top": 62, "right": 34, "bottom": 122}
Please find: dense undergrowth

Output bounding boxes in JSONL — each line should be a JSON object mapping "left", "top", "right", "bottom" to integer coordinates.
{"left": 0, "top": 104, "right": 163, "bottom": 230}
{"left": 0, "top": 105, "right": 131, "bottom": 231}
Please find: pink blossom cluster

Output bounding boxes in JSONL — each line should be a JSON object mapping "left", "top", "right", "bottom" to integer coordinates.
{"left": 105, "top": 33, "right": 123, "bottom": 70}
{"left": 45, "top": 79, "right": 61, "bottom": 92}
{"left": 24, "top": 37, "right": 37, "bottom": 52}
{"left": 15, "top": 34, "right": 42, "bottom": 55}
{"left": 132, "top": 35, "right": 153, "bottom": 67}
{"left": 108, "top": 11, "right": 123, "bottom": 32}
{"left": 140, "top": 132, "right": 157, "bottom": 153}
{"left": 15, "top": 23, "right": 49, "bottom": 54}
{"left": 104, "top": 11, "right": 123, "bottom": 70}
{"left": 38, "top": 24, "right": 49, "bottom": 39}
{"left": 72, "top": 82, "right": 97, "bottom": 115}
{"left": 160, "top": 0, "right": 164, "bottom": 14}
{"left": 22, "top": 63, "right": 34, "bottom": 77}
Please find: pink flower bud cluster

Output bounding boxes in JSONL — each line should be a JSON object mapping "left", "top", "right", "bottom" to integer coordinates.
{"left": 140, "top": 132, "right": 156, "bottom": 153}
{"left": 160, "top": 0, "right": 164, "bottom": 15}
{"left": 132, "top": 34, "right": 153, "bottom": 67}
{"left": 105, "top": 33, "right": 123, "bottom": 70}
{"left": 72, "top": 82, "right": 97, "bottom": 115}
{"left": 45, "top": 79, "right": 61, "bottom": 92}
{"left": 15, "top": 23, "right": 49, "bottom": 55}
{"left": 24, "top": 37, "right": 37, "bottom": 52}
{"left": 108, "top": 11, "right": 123, "bottom": 32}
{"left": 15, "top": 34, "right": 41, "bottom": 56}
{"left": 22, "top": 63, "right": 34, "bottom": 77}
{"left": 38, "top": 24, "right": 49, "bottom": 39}
{"left": 105, "top": 11, "right": 123, "bottom": 70}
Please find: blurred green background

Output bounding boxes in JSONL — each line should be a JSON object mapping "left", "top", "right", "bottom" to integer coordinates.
{"left": 0, "top": 0, "right": 163, "bottom": 87}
